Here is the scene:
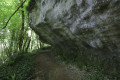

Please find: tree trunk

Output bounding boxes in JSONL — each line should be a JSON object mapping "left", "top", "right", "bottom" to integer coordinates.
{"left": 19, "top": 0, "right": 24, "bottom": 52}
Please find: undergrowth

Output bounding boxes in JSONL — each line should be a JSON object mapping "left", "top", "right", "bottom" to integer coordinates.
{"left": 52, "top": 47, "right": 119, "bottom": 80}
{"left": 0, "top": 53, "right": 34, "bottom": 80}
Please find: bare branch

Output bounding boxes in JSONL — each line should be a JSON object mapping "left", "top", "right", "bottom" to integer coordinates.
{"left": 2, "top": 0, "right": 27, "bottom": 29}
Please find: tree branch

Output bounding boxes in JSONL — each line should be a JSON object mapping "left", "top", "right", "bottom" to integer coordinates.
{"left": 2, "top": 0, "right": 27, "bottom": 29}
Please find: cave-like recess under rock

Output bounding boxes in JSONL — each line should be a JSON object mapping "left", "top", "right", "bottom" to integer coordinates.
{"left": 28, "top": 0, "right": 120, "bottom": 76}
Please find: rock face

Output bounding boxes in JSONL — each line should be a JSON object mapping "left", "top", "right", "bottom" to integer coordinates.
{"left": 28, "top": 0, "right": 120, "bottom": 75}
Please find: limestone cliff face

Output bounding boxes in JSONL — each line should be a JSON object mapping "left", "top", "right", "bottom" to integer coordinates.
{"left": 28, "top": 0, "right": 120, "bottom": 64}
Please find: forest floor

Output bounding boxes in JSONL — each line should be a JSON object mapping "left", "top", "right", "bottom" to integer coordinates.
{"left": 32, "top": 52, "right": 89, "bottom": 80}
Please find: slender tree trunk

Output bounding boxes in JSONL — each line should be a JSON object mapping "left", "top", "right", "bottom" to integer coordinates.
{"left": 25, "top": 39, "right": 31, "bottom": 52}
{"left": 19, "top": 0, "right": 24, "bottom": 52}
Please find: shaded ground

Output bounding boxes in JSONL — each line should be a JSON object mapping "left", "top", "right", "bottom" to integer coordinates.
{"left": 33, "top": 52, "right": 88, "bottom": 80}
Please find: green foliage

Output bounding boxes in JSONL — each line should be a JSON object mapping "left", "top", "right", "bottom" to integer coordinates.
{"left": 0, "top": 1, "right": 47, "bottom": 80}
{"left": 52, "top": 46, "right": 119, "bottom": 80}
{"left": 0, "top": 0, "right": 21, "bottom": 29}
{"left": 6, "top": 60, "right": 15, "bottom": 66}
{"left": 0, "top": 54, "right": 34, "bottom": 80}
{"left": 0, "top": 0, "right": 42, "bottom": 64}
{"left": 7, "top": 74, "right": 16, "bottom": 80}
{"left": 11, "top": 74, "right": 16, "bottom": 80}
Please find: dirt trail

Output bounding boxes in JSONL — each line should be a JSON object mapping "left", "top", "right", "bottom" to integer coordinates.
{"left": 33, "top": 52, "right": 87, "bottom": 80}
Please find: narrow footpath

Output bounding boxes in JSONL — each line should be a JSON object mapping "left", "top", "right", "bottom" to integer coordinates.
{"left": 32, "top": 52, "right": 88, "bottom": 80}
